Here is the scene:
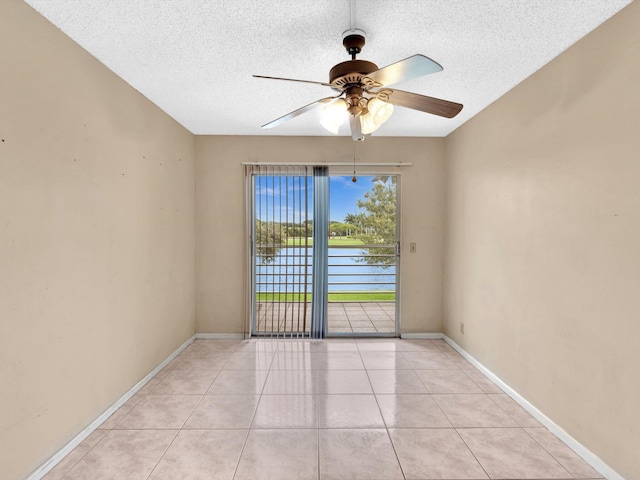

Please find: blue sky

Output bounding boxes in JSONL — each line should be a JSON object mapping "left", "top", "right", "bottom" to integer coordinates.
{"left": 254, "top": 175, "right": 376, "bottom": 222}
{"left": 329, "top": 175, "right": 373, "bottom": 223}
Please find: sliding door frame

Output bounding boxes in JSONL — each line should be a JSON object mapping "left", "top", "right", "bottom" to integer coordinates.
{"left": 244, "top": 165, "right": 403, "bottom": 338}
{"left": 325, "top": 169, "right": 402, "bottom": 338}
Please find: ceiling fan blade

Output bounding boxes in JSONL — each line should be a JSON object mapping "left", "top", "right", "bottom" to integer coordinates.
{"left": 261, "top": 96, "right": 338, "bottom": 129}
{"left": 253, "top": 75, "right": 334, "bottom": 87}
{"left": 349, "top": 115, "right": 363, "bottom": 141}
{"left": 384, "top": 88, "right": 463, "bottom": 118}
{"left": 367, "top": 54, "right": 443, "bottom": 87}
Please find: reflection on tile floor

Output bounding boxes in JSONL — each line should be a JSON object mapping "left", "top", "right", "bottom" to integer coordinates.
{"left": 256, "top": 302, "right": 396, "bottom": 334}
{"left": 44, "top": 338, "right": 602, "bottom": 480}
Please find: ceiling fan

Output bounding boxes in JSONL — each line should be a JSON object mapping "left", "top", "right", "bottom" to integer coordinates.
{"left": 254, "top": 31, "right": 463, "bottom": 141}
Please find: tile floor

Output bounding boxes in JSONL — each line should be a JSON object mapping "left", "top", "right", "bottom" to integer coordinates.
{"left": 44, "top": 338, "right": 602, "bottom": 480}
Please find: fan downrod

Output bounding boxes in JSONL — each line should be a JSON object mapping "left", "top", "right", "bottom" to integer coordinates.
{"left": 329, "top": 33, "right": 378, "bottom": 89}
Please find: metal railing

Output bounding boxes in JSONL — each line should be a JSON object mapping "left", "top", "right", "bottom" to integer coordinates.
{"left": 254, "top": 243, "right": 397, "bottom": 297}
{"left": 327, "top": 244, "right": 396, "bottom": 300}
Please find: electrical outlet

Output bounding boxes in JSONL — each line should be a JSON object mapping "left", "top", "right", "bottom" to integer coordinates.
{"left": 460, "top": 322, "right": 465, "bottom": 335}
{"left": 410, "top": 242, "right": 416, "bottom": 253}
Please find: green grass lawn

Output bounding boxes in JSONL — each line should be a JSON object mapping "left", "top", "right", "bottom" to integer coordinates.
{"left": 328, "top": 291, "right": 395, "bottom": 302}
{"left": 286, "top": 237, "right": 364, "bottom": 247}
{"left": 256, "top": 291, "right": 395, "bottom": 302}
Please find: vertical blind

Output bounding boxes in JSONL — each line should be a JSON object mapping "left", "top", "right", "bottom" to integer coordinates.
{"left": 246, "top": 165, "right": 318, "bottom": 338}
{"left": 311, "top": 166, "right": 329, "bottom": 339}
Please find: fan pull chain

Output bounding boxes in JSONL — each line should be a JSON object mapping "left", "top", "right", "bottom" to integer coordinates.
{"left": 352, "top": 142, "right": 357, "bottom": 182}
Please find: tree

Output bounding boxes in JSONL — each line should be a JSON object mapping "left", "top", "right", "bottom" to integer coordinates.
{"left": 343, "top": 213, "right": 364, "bottom": 235}
{"left": 329, "top": 222, "right": 352, "bottom": 237}
{"left": 344, "top": 213, "right": 362, "bottom": 225}
{"left": 255, "top": 219, "right": 284, "bottom": 263}
{"left": 354, "top": 177, "right": 396, "bottom": 267}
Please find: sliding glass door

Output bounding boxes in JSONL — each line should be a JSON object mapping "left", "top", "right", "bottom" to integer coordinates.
{"left": 247, "top": 166, "right": 399, "bottom": 338}
{"left": 326, "top": 175, "right": 398, "bottom": 335}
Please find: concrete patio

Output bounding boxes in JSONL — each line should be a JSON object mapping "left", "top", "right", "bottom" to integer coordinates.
{"left": 255, "top": 302, "right": 396, "bottom": 335}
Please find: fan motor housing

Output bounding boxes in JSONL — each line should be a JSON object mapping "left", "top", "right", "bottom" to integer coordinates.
{"left": 329, "top": 60, "right": 379, "bottom": 90}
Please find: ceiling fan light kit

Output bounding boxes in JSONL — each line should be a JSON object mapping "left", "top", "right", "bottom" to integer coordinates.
{"left": 255, "top": 25, "right": 463, "bottom": 141}
{"left": 361, "top": 98, "right": 394, "bottom": 133}
{"left": 320, "top": 99, "right": 348, "bottom": 134}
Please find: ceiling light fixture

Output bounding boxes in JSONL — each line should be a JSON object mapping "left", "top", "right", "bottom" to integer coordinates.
{"left": 360, "top": 97, "right": 394, "bottom": 134}
{"left": 319, "top": 29, "right": 397, "bottom": 139}
{"left": 320, "top": 98, "right": 348, "bottom": 134}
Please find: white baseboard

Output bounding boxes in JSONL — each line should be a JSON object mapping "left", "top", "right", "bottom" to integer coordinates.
{"left": 442, "top": 335, "right": 623, "bottom": 480}
{"left": 27, "top": 335, "right": 196, "bottom": 480}
{"left": 400, "top": 332, "right": 444, "bottom": 339}
{"left": 195, "top": 333, "right": 246, "bottom": 339}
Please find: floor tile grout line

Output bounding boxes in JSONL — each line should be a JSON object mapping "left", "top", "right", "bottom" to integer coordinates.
{"left": 521, "top": 426, "right": 593, "bottom": 479}
{"left": 143, "top": 429, "right": 180, "bottom": 480}
{"left": 230, "top": 427, "right": 253, "bottom": 479}
{"left": 159, "top": 368, "right": 219, "bottom": 474}
{"left": 359, "top": 347, "right": 407, "bottom": 479}
{"left": 230, "top": 342, "right": 278, "bottom": 480}
{"left": 414, "top": 364, "right": 436, "bottom": 394}
{"left": 452, "top": 427, "right": 492, "bottom": 480}
{"left": 462, "top": 368, "right": 498, "bottom": 394}
{"left": 485, "top": 389, "right": 531, "bottom": 428}
{"left": 55, "top": 430, "right": 108, "bottom": 480}
{"left": 317, "top": 393, "right": 321, "bottom": 480}
{"left": 158, "top": 340, "right": 245, "bottom": 479}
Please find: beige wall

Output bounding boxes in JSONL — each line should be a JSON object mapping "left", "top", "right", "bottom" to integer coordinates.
{"left": 5, "top": 0, "right": 639, "bottom": 477}
{"left": 443, "top": 2, "right": 640, "bottom": 478}
{"left": 0, "top": 2, "right": 195, "bottom": 479}
{"left": 196, "top": 136, "right": 445, "bottom": 334}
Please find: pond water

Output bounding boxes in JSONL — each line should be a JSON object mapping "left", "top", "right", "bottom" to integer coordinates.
{"left": 256, "top": 246, "right": 396, "bottom": 293}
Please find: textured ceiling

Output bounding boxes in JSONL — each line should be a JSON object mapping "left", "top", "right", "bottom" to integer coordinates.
{"left": 25, "top": 0, "right": 632, "bottom": 137}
